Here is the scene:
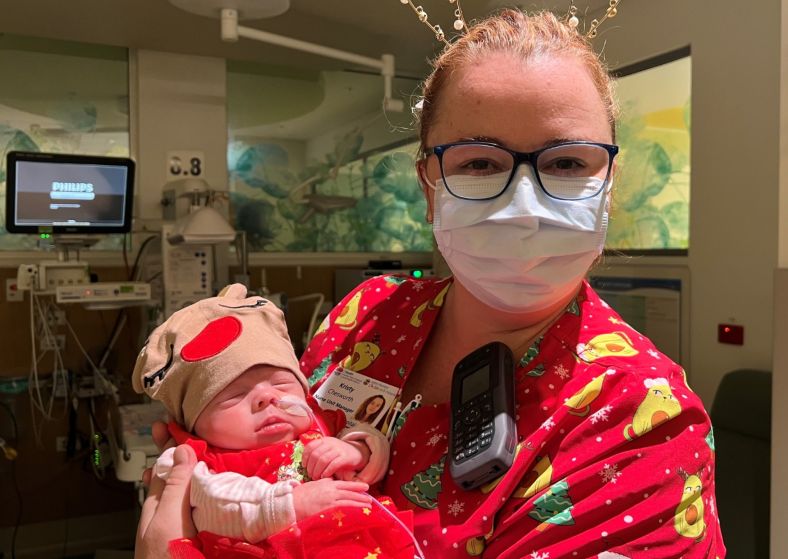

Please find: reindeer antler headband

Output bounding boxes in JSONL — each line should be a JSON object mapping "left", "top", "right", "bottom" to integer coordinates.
{"left": 397, "top": 0, "right": 622, "bottom": 43}
{"left": 397, "top": 0, "right": 467, "bottom": 46}
{"left": 573, "top": 0, "right": 621, "bottom": 39}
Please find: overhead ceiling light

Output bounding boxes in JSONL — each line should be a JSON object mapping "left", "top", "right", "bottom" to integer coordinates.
{"left": 169, "top": 0, "right": 290, "bottom": 20}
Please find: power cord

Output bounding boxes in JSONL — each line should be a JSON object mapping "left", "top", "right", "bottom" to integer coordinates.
{"left": 28, "top": 292, "right": 68, "bottom": 447}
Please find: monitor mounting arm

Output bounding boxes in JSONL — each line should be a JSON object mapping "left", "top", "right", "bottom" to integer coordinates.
{"left": 219, "top": 8, "right": 404, "bottom": 112}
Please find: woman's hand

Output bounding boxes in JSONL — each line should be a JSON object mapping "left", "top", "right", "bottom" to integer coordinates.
{"left": 291, "top": 479, "right": 370, "bottom": 520}
{"left": 134, "top": 422, "right": 197, "bottom": 559}
{"left": 140, "top": 420, "right": 175, "bottom": 487}
{"left": 302, "top": 437, "right": 370, "bottom": 479}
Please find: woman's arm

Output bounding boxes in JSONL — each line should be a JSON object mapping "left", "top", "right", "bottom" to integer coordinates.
{"left": 479, "top": 366, "right": 725, "bottom": 559}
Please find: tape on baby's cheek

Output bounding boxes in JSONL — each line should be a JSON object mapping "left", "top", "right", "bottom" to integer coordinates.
{"left": 272, "top": 397, "right": 310, "bottom": 417}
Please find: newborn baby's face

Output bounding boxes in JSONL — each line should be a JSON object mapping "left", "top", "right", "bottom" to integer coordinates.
{"left": 193, "top": 365, "right": 310, "bottom": 449}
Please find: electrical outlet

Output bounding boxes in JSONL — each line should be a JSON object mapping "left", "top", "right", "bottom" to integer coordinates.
{"left": 40, "top": 334, "right": 66, "bottom": 352}
{"left": 53, "top": 309, "right": 66, "bottom": 326}
{"left": 5, "top": 278, "right": 23, "bottom": 302}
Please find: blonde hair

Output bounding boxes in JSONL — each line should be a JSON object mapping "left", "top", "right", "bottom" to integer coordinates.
{"left": 418, "top": 9, "right": 618, "bottom": 151}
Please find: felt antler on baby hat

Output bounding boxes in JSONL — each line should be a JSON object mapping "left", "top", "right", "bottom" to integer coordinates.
{"left": 132, "top": 284, "right": 308, "bottom": 431}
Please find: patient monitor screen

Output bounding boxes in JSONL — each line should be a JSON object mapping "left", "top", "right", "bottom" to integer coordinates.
{"left": 6, "top": 152, "right": 134, "bottom": 233}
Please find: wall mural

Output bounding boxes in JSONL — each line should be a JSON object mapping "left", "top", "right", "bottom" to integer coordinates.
{"left": 607, "top": 53, "right": 691, "bottom": 251}
{"left": 229, "top": 133, "right": 432, "bottom": 253}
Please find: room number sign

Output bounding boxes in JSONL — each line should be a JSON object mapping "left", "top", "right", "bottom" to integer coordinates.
{"left": 166, "top": 151, "right": 205, "bottom": 179}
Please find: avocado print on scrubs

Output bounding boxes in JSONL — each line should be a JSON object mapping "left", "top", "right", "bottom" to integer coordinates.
{"left": 624, "top": 378, "right": 682, "bottom": 440}
{"left": 674, "top": 468, "right": 706, "bottom": 541}
{"left": 576, "top": 331, "right": 639, "bottom": 363}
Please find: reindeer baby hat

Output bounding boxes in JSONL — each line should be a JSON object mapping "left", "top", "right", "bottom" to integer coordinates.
{"left": 132, "top": 284, "right": 308, "bottom": 431}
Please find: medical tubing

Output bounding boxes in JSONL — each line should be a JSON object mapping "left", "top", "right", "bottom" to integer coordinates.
{"left": 271, "top": 397, "right": 426, "bottom": 559}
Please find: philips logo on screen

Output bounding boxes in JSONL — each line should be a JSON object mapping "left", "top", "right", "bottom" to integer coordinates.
{"left": 50, "top": 181, "right": 95, "bottom": 201}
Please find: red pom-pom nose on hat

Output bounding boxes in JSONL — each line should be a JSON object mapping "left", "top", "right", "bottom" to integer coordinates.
{"left": 181, "top": 316, "right": 242, "bottom": 362}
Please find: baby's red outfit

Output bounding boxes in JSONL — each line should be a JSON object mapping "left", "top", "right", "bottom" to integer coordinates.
{"left": 165, "top": 422, "right": 416, "bottom": 559}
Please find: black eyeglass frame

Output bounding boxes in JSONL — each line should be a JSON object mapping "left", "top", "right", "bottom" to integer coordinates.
{"left": 424, "top": 140, "right": 620, "bottom": 201}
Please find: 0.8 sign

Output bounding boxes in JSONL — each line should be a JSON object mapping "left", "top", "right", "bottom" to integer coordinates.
{"left": 167, "top": 150, "right": 205, "bottom": 179}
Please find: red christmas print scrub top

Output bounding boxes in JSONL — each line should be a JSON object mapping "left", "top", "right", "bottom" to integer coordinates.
{"left": 301, "top": 275, "right": 726, "bottom": 559}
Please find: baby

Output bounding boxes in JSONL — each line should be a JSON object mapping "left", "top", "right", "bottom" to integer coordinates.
{"left": 132, "top": 284, "right": 413, "bottom": 558}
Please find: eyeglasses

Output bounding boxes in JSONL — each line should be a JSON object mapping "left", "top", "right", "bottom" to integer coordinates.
{"left": 424, "top": 141, "right": 619, "bottom": 201}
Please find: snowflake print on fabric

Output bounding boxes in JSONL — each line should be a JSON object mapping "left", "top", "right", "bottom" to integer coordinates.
{"left": 552, "top": 363, "right": 570, "bottom": 379}
{"left": 599, "top": 463, "right": 622, "bottom": 484}
{"left": 302, "top": 277, "right": 726, "bottom": 557}
{"left": 590, "top": 405, "right": 613, "bottom": 424}
{"left": 647, "top": 348, "right": 661, "bottom": 359}
{"left": 447, "top": 499, "right": 465, "bottom": 517}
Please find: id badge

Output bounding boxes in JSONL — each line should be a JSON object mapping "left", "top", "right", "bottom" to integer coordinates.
{"left": 313, "top": 367, "right": 400, "bottom": 432}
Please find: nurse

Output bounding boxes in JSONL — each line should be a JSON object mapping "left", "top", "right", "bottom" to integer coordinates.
{"left": 137, "top": 8, "right": 725, "bottom": 559}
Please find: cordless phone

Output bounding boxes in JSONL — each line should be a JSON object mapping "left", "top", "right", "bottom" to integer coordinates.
{"left": 449, "top": 341, "right": 517, "bottom": 490}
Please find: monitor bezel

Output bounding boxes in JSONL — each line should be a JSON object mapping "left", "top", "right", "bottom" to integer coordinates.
{"left": 5, "top": 151, "right": 136, "bottom": 235}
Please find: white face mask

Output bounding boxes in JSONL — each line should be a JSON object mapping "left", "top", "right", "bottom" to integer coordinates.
{"left": 432, "top": 166, "right": 610, "bottom": 314}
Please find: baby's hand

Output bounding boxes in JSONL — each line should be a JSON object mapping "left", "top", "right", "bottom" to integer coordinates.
{"left": 302, "top": 437, "right": 369, "bottom": 480}
{"left": 292, "top": 479, "right": 371, "bottom": 520}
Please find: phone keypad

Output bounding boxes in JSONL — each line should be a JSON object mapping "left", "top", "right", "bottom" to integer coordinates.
{"left": 453, "top": 392, "right": 495, "bottom": 462}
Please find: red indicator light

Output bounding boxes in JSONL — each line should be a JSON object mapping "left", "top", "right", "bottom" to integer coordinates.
{"left": 718, "top": 324, "right": 743, "bottom": 345}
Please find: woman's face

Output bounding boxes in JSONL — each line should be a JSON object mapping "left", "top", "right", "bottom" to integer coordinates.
{"left": 420, "top": 51, "right": 613, "bottom": 218}
{"left": 366, "top": 396, "right": 385, "bottom": 417}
